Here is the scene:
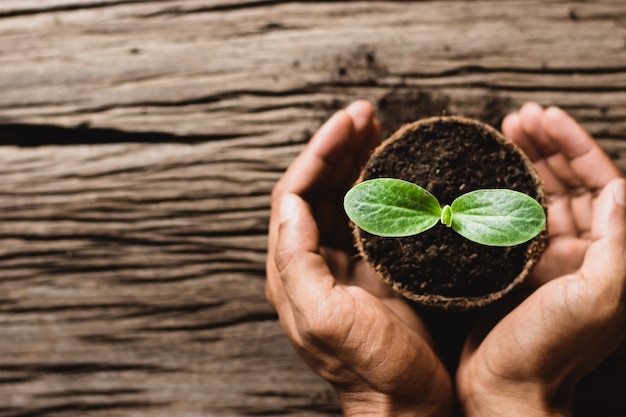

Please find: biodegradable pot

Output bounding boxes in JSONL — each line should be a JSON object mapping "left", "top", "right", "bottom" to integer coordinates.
{"left": 353, "top": 116, "right": 547, "bottom": 310}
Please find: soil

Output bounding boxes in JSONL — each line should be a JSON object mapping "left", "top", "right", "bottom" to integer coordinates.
{"left": 376, "top": 88, "right": 514, "bottom": 138}
{"left": 354, "top": 116, "right": 547, "bottom": 309}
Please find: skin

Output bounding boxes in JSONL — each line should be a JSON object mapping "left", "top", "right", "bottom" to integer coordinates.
{"left": 266, "top": 100, "right": 626, "bottom": 417}
{"left": 456, "top": 103, "right": 626, "bottom": 416}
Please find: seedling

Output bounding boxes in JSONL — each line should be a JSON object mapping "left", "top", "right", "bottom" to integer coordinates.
{"left": 344, "top": 178, "right": 546, "bottom": 247}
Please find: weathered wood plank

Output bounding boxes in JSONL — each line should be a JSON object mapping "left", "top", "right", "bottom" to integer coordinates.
{"left": 0, "top": 0, "right": 625, "bottom": 138}
{"left": 0, "top": 1, "right": 625, "bottom": 416}
{"left": 0, "top": 140, "right": 340, "bottom": 417}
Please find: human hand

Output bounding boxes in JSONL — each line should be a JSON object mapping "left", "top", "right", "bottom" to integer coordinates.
{"left": 266, "top": 101, "right": 453, "bottom": 417}
{"left": 456, "top": 102, "right": 626, "bottom": 417}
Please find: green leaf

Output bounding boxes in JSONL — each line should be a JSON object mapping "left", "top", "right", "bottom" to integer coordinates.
{"left": 450, "top": 189, "right": 546, "bottom": 246}
{"left": 344, "top": 179, "right": 441, "bottom": 237}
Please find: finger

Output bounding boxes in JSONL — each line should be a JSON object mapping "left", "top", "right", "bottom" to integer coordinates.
{"left": 287, "top": 100, "right": 376, "bottom": 193}
{"left": 356, "top": 113, "right": 382, "bottom": 169}
{"left": 517, "top": 102, "right": 577, "bottom": 196}
{"left": 518, "top": 103, "right": 593, "bottom": 195}
{"left": 531, "top": 179, "right": 626, "bottom": 372}
{"left": 274, "top": 193, "right": 335, "bottom": 317}
{"left": 268, "top": 193, "right": 334, "bottom": 344}
{"left": 541, "top": 106, "right": 622, "bottom": 234}
{"left": 502, "top": 109, "right": 568, "bottom": 196}
{"left": 270, "top": 101, "right": 375, "bottom": 224}
{"left": 346, "top": 117, "right": 382, "bottom": 190}
{"left": 313, "top": 100, "right": 378, "bottom": 191}
{"left": 516, "top": 103, "right": 619, "bottom": 237}
{"left": 320, "top": 100, "right": 376, "bottom": 162}
{"left": 267, "top": 103, "right": 364, "bottom": 277}
{"left": 542, "top": 106, "right": 623, "bottom": 192}
{"left": 277, "top": 107, "right": 357, "bottom": 197}
{"left": 555, "top": 178, "right": 626, "bottom": 373}
{"left": 586, "top": 178, "right": 626, "bottom": 270}
{"left": 518, "top": 102, "right": 559, "bottom": 156}
{"left": 502, "top": 111, "right": 542, "bottom": 162}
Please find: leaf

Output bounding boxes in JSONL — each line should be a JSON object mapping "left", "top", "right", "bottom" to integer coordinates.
{"left": 344, "top": 179, "right": 441, "bottom": 237}
{"left": 450, "top": 189, "right": 546, "bottom": 246}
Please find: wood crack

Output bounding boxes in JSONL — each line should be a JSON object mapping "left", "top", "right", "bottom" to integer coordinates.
{"left": 0, "top": 0, "right": 169, "bottom": 19}
{"left": 0, "top": 123, "right": 249, "bottom": 146}
{"left": 137, "top": 1, "right": 344, "bottom": 18}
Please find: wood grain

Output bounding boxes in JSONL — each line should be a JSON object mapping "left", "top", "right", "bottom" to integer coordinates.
{"left": 0, "top": 1, "right": 625, "bottom": 416}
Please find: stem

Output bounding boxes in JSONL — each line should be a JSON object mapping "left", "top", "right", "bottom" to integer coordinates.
{"left": 441, "top": 205, "right": 452, "bottom": 227}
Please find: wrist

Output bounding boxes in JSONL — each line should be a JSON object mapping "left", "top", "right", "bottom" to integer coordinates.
{"left": 338, "top": 390, "right": 452, "bottom": 417}
{"left": 458, "top": 376, "right": 573, "bottom": 417}
{"left": 461, "top": 396, "right": 570, "bottom": 417}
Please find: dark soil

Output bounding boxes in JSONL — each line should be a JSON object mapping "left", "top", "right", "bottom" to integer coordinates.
{"left": 376, "top": 88, "right": 514, "bottom": 138}
{"left": 355, "top": 116, "right": 546, "bottom": 309}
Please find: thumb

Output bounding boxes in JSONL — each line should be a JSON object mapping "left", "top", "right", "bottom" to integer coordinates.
{"left": 276, "top": 193, "right": 321, "bottom": 260}
{"left": 559, "top": 177, "right": 626, "bottom": 375}
{"left": 581, "top": 177, "right": 626, "bottom": 296}
{"left": 274, "top": 194, "right": 334, "bottom": 312}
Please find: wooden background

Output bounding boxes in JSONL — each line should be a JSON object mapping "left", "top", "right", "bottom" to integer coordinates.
{"left": 0, "top": 1, "right": 625, "bottom": 416}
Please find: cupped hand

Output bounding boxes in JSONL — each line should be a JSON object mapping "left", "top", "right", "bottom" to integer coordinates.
{"left": 266, "top": 101, "right": 453, "bottom": 417}
{"left": 456, "top": 102, "right": 626, "bottom": 417}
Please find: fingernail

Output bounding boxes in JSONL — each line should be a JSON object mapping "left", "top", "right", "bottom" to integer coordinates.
{"left": 345, "top": 100, "right": 372, "bottom": 127}
{"left": 345, "top": 100, "right": 369, "bottom": 114}
{"left": 613, "top": 179, "right": 626, "bottom": 207}
{"left": 280, "top": 194, "right": 299, "bottom": 222}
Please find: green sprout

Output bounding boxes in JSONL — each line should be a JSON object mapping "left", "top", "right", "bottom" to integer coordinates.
{"left": 344, "top": 178, "right": 546, "bottom": 247}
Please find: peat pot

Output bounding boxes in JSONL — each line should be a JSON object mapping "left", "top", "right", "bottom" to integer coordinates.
{"left": 352, "top": 116, "right": 547, "bottom": 310}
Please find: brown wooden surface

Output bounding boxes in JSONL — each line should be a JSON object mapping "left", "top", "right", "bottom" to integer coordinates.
{"left": 0, "top": 1, "right": 625, "bottom": 416}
